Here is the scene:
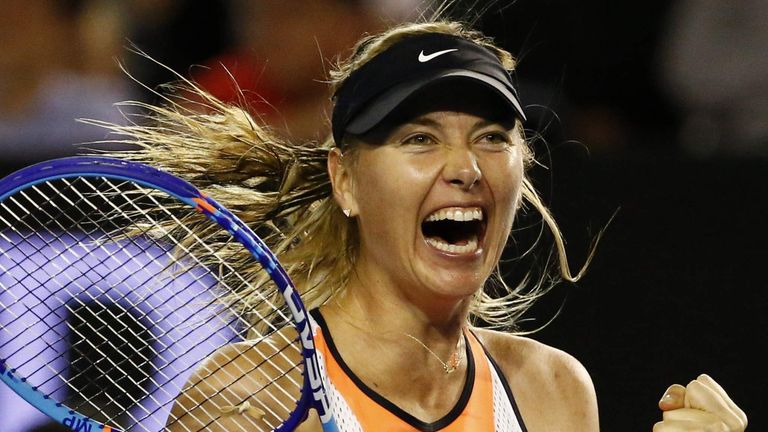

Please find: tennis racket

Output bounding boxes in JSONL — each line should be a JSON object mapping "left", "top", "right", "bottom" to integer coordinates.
{"left": 0, "top": 156, "right": 337, "bottom": 432}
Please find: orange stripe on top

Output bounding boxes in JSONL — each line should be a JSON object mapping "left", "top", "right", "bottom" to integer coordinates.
{"left": 192, "top": 197, "right": 216, "bottom": 214}
{"left": 314, "top": 328, "right": 495, "bottom": 431}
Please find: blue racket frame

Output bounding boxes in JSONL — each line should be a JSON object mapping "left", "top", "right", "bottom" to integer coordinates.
{"left": 0, "top": 156, "right": 338, "bottom": 432}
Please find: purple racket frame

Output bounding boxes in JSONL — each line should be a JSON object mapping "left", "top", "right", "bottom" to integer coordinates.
{"left": 0, "top": 156, "right": 338, "bottom": 432}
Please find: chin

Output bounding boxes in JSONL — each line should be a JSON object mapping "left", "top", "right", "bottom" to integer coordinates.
{"left": 429, "top": 276, "right": 486, "bottom": 300}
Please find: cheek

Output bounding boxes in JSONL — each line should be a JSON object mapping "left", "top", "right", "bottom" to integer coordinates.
{"left": 483, "top": 155, "right": 525, "bottom": 244}
{"left": 353, "top": 151, "right": 435, "bottom": 207}
{"left": 488, "top": 152, "right": 525, "bottom": 206}
{"left": 350, "top": 152, "right": 430, "bottom": 239}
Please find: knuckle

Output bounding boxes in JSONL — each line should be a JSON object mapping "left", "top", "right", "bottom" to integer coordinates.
{"left": 724, "top": 410, "right": 748, "bottom": 431}
{"left": 736, "top": 416, "right": 748, "bottom": 430}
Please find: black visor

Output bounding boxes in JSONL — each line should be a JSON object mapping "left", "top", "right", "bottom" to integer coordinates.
{"left": 331, "top": 33, "right": 526, "bottom": 146}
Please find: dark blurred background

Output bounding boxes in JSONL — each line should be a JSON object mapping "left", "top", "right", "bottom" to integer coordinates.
{"left": 0, "top": 0, "right": 764, "bottom": 431}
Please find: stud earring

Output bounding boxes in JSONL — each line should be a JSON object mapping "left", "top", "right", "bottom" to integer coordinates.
{"left": 343, "top": 208, "right": 352, "bottom": 217}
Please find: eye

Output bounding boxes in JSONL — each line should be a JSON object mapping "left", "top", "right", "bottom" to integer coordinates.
{"left": 476, "top": 131, "right": 511, "bottom": 149}
{"left": 402, "top": 133, "right": 437, "bottom": 146}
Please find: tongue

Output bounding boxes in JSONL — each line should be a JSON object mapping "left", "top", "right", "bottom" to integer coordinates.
{"left": 450, "top": 238, "right": 470, "bottom": 246}
{"left": 427, "top": 234, "right": 473, "bottom": 246}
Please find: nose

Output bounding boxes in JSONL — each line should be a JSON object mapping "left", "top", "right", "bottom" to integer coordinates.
{"left": 444, "top": 148, "right": 481, "bottom": 190}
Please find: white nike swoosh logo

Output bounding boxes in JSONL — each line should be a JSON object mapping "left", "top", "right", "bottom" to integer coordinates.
{"left": 418, "top": 49, "right": 458, "bottom": 62}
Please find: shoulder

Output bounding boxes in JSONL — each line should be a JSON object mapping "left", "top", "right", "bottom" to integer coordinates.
{"left": 189, "top": 330, "right": 301, "bottom": 390}
{"left": 472, "top": 328, "right": 599, "bottom": 432}
{"left": 472, "top": 328, "right": 593, "bottom": 391}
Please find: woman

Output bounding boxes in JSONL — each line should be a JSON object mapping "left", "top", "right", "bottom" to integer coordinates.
{"left": 114, "top": 20, "right": 747, "bottom": 432}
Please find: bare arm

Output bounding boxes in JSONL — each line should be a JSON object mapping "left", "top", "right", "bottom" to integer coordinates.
{"left": 166, "top": 330, "right": 305, "bottom": 432}
{"left": 521, "top": 345, "right": 599, "bottom": 431}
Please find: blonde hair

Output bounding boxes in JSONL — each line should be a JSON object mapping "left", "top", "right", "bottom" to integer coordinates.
{"left": 94, "top": 20, "right": 598, "bottom": 332}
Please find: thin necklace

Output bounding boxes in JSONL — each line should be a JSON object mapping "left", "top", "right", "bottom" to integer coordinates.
{"left": 405, "top": 331, "right": 464, "bottom": 374}
{"left": 331, "top": 300, "right": 466, "bottom": 374}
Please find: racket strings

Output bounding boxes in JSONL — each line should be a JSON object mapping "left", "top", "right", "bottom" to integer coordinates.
{"left": 70, "top": 180, "right": 300, "bottom": 404}
{"left": 1, "top": 184, "right": 166, "bottom": 409}
{"left": 170, "top": 339, "right": 303, "bottom": 431}
{"left": 0, "top": 176, "right": 309, "bottom": 431}
{"left": 0, "top": 185, "right": 183, "bottom": 421}
{"left": 0, "top": 185, "right": 178, "bottom": 422}
{"left": 8, "top": 180, "right": 254, "bottom": 418}
{"left": 67, "top": 306, "right": 154, "bottom": 416}
{"left": 87, "top": 179, "right": 308, "bottom": 400}
{"left": 90, "top": 177, "right": 294, "bottom": 338}
{"left": 1, "top": 186, "right": 184, "bottom": 413}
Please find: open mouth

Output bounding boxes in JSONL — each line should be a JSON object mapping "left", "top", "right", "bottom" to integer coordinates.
{"left": 421, "top": 207, "right": 486, "bottom": 254}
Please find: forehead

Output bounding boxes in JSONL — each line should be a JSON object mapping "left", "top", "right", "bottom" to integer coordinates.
{"left": 360, "top": 80, "right": 517, "bottom": 142}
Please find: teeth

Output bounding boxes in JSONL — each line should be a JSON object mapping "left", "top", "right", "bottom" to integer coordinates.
{"left": 425, "top": 207, "right": 483, "bottom": 223}
{"left": 426, "top": 236, "right": 479, "bottom": 254}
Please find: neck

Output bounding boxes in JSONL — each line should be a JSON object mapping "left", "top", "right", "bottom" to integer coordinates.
{"left": 328, "top": 290, "right": 470, "bottom": 379}
{"left": 329, "top": 270, "right": 471, "bottom": 354}
{"left": 320, "top": 271, "right": 476, "bottom": 398}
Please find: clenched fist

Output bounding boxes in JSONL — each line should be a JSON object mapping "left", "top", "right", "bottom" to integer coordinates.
{"left": 653, "top": 374, "right": 747, "bottom": 431}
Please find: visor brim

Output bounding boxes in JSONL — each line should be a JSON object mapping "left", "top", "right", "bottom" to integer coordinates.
{"left": 345, "top": 70, "right": 526, "bottom": 136}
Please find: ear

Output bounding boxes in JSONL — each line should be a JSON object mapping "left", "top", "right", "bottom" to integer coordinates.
{"left": 327, "top": 148, "right": 358, "bottom": 217}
